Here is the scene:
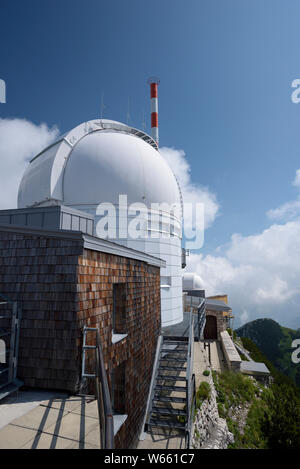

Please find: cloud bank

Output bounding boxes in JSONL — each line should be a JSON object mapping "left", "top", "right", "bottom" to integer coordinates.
{"left": 0, "top": 118, "right": 59, "bottom": 209}
{"left": 185, "top": 169, "right": 300, "bottom": 329}
{"left": 159, "top": 146, "right": 219, "bottom": 229}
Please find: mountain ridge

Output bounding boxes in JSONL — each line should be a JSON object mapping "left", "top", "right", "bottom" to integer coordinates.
{"left": 235, "top": 318, "right": 300, "bottom": 387}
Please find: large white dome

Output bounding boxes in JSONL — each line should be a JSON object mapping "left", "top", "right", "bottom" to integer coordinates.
{"left": 183, "top": 272, "right": 204, "bottom": 291}
{"left": 18, "top": 119, "right": 181, "bottom": 210}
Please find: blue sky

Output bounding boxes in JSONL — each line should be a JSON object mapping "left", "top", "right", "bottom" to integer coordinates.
{"left": 1, "top": 0, "right": 300, "bottom": 327}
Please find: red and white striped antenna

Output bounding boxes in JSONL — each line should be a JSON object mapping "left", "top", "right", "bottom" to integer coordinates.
{"left": 147, "top": 76, "right": 160, "bottom": 147}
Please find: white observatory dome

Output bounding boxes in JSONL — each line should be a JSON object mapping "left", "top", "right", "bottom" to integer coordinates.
{"left": 18, "top": 119, "right": 184, "bottom": 327}
{"left": 183, "top": 272, "right": 204, "bottom": 291}
{"left": 18, "top": 120, "right": 181, "bottom": 210}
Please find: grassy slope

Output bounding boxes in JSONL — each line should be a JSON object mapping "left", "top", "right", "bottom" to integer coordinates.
{"left": 212, "top": 369, "right": 271, "bottom": 449}
{"left": 239, "top": 337, "right": 300, "bottom": 449}
{"left": 236, "top": 318, "right": 300, "bottom": 387}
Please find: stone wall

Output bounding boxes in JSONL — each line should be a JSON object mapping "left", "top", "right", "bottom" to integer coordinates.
{"left": 191, "top": 351, "right": 234, "bottom": 449}
{"left": 220, "top": 330, "right": 241, "bottom": 371}
{"left": 0, "top": 228, "right": 161, "bottom": 449}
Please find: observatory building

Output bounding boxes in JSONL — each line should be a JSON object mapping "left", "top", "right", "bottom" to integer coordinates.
{"left": 18, "top": 119, "right": 184, "bottom": 327}
{"left": 182, "top": 272, "right": 204, "bottom": 291}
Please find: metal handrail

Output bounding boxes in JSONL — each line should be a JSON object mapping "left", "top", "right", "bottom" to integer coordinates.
{"left": 0, "top": 298, "right": 21, "bottom": 394}
{"left": 95, "top": 331, "right": 114, "bottom": 449}
{"left": 185, "top": 311, "right": 194, "bottom": 446}
{"left": 144, "top": 335, "right": 163, "bottom": 430}
{"left": 82, "top": 326, "right": 114, "bottom": 449}
{"left": 186, "top": 373, "right": 196, "bottom": 448}
{"left": 0, "top": 292, "right": 14, "bottom": 304}
{"left": 186, "top": 311, "right": 194, "bottom": 388}
{"left": 197, "top": 299, "right": 206, "bottom": 340}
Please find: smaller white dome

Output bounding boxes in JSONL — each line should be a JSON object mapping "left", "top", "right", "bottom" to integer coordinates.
{"left": 182, "top": 272, "right": 204, "bottom": 291}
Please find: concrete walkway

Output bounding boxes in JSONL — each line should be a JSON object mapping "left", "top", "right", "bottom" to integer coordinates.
{"left": 209, "top": 341, "right": 226, "bottom": 372}
{"left": 0, "top": 391, "right": 101, "bottom": 449}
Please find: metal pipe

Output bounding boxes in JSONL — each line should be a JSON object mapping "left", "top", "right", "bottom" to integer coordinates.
{"left": 147, "top": 77, "right": 160, "bottom": 146}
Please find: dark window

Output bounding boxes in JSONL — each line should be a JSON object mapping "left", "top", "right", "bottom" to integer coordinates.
{"left": 111, "top": 362, "right": 126, "bottom": 414}
{"left": 113, "top": 283, "right": 126, "bottom": 334}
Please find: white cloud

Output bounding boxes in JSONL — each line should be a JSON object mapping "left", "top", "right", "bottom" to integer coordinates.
{"left": 240, "top": 310, "right": 250, "bottom": 325}
{"left": 293, "top": 169, "right": 300, "bottom": 188}
{"left": 267, "top": 198, "right": 300, "bottom": 221}
{"left": 159, "top": 147, "right": 219, "bottom": 229}
{"left": 267, "top": 168, "right": 300, "bottom": 221}
{"left": 0, "top": 118, "right": 59, "bottom": 209}
{"left": 186, "top": 217, "right": 300, "bottom": 329}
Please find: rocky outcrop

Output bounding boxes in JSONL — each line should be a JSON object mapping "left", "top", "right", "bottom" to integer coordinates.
{"left": 191, "top": 371, "right": 234, "bottom": 449}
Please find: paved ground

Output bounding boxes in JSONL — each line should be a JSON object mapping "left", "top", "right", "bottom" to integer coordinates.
{"left": 0, "top": 392, "right": 101, "bottom": 449}
{"left": 209, "top": 340, "right": 226, "bottom": 372}
{"left": 138, "top": 431, "right": 186, "bottom": 449}
{"left": 0, "top": 340, "right": 226, "bottom": 449}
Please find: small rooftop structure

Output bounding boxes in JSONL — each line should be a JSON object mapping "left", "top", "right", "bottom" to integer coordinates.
{"left": 241, "top": 360, "right": 270, "bottom": 377}
{"left": 0, "top": 205, "right": 94, "bottom": 236}
{"left": 205, "top": 298, "right": 232, "bottom": 313}
{"left": 182, "top": 272, "right": 204, "bottom": 291}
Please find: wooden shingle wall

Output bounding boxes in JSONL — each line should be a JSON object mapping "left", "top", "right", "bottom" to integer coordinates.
{"left": 0, "top": 230, "right": 82, "bottom": 390}
{"left": 77, "top": 249, "right": 161, "bottom": 448}
{"left": 0, "top": 230, "right": 161, "bottom": 448}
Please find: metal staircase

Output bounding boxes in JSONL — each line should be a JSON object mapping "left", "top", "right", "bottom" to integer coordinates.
{"left": 147, "top": 337, "right": 189, "bottom": 434}
{"left": 145, "top": 314, "right": 196, "bottom": 446}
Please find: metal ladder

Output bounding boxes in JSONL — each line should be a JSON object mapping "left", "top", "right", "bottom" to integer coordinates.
{"left": 0, "top": 294, "right": 23, "bottom": 401}
{"left": 81, "top": 326, "right": 114, "bottom": 449}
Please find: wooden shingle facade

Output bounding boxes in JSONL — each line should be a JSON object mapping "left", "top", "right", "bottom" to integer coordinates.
{"left": 0, "top": 226, "right": 163, "bottom": 448}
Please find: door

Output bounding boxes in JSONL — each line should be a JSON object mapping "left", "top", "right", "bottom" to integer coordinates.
{"left": 204, "top": 315, "right": 218, "bottom": 340}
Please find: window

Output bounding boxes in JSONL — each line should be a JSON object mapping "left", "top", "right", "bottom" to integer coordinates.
{"left": 111, "top": 362, "right": 126, "bottom": 415}
{"left": 112, "top": 283, "right": 126, "bottom": 335}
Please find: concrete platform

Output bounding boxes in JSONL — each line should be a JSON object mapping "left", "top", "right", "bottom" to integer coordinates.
{"left": 0, "top": 391, "right": 101, "bottom": 449}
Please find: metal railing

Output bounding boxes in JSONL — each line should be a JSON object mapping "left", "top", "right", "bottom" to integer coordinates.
{"left": 0, "top": 293, "right": 22, "bottom": 398}
{"left": 197, "top": 298, "right": 206, "bottom": 340}
{"left": 82, "top": 326, "right": 114, "bottom": 449}
{"left": 144, "top": 335, "right": 163, "bottom": 430}
{"left": 186, "top": 373, "right": 196, "bottom": 448}
{"left": 185, "top": 312, "right": 195, "bottom": 447}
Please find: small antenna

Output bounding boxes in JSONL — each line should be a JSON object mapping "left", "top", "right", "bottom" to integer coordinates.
{"left": 142, "top": 109, "right": 146, "bottom": 131}
{"left": 100, "top": 93, "right": 106, "bottom": 119}
{"left": 126, "top": 97, "right": 131, "bottom": 125}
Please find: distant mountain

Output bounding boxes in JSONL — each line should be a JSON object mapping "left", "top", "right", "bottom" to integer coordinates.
{"left": 236, "top": 318, "right": 300, "bottom": 387}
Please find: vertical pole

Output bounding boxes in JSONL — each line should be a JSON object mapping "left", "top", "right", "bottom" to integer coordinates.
{"left": 147, "top": 77, "right": 160, "bottom": 146}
